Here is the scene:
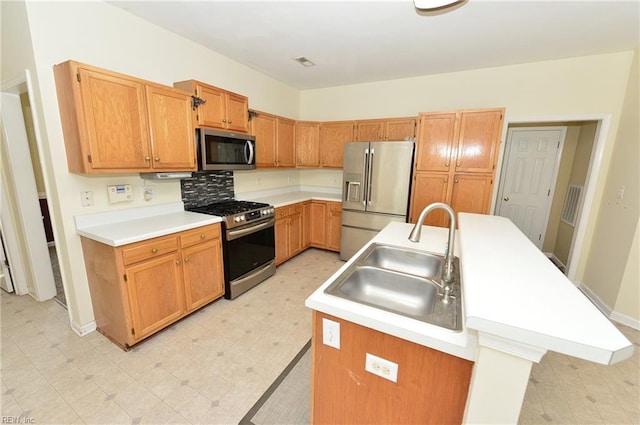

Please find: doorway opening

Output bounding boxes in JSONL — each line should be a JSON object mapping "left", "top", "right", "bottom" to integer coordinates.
{"left": 1, "top": 70, "right": 62, "bottom": 305}
{"left": 496, "top": 119, "right": 600, "bottom": 279}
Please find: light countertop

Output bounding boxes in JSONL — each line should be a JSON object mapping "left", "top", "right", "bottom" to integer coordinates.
{"left": 238, "top": 187, "right": 341, "bottom": 208}
{"left": 306, "top": 215, "right": 634, "bottom": 365}
{"left": 75, "top": 202, "right": 221, "bottom": 246}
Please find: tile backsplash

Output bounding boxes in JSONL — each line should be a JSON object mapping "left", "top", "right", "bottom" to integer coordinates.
{"left": 181, "top": 171, "right": 234, "bottom": 209}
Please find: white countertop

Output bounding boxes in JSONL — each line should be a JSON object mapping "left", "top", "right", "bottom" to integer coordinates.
{"left": 305, "top": 222, "right": 478, "bottom": 361}
{"left": 75, "top": 202, "right": 221, "bottom": 246}
{"left": 306, "top": 215, "right": 634, "bottom": 365}
{"left": 238, "top": 187, "right": 342, "bottom": 208}
{"left": 458, "top": 213, "right": 633, "bottom": 365}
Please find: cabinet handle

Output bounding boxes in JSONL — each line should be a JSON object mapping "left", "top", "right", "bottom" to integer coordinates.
{"left": 155, "top": 157, "right": 160, "bottom": 162}
{"left": 144, "top": 156, "right": 151, "bottom": 161}
{"left": 454, "top": 178, "right": 459, "bottom": 183}
{"left": 228, "top": 120, "right": 233, "bottom": 124}
{"left": 200, "top": 234, "right": 206, "bottom": 240}
{"left": 184, "top": 257, "right": 190, "bottom": 263}
{"left": 151, "top": 248, "right": 158, "bottom": 254}
{"left": 176, "top": 260, "right": 181, "bottom": 265}
{"left": 222, "top": 119, "right": 227, "bottom": 123}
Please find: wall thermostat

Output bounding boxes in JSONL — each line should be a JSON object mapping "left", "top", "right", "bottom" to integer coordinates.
{"left": 107, "top": 184, "right": 133, "bottom": 204}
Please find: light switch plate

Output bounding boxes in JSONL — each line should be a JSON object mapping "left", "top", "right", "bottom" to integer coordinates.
{"left": 322, "top": 318, "right": 340, "bottom": 349}
{"left": 107, "top": 184, "right": 133, "bottom": 204}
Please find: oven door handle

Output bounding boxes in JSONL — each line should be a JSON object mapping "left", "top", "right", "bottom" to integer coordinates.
{"left": 227, "top": 219, "right": 274, "bottom": 241}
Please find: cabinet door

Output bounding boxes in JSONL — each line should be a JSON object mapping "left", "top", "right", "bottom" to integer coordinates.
{"left": 415, "top": 113, "right": 457, "bottom": 172}
{"left": 182, "top": 240, "right": 224, "bottom": 312}
{"left": 288, "top": 205, "right": 303, "bottom": 257}
{"left": 275, "top": 214, "right": 289, "bottom": 266}
{"left": 126, "top": 254, "right": 184, "bottom": 341}
{"left": 409, "top": 172, "right": 451, "bottom": 226}
{"left": 146, "top": 85, "right": 196, "bottom": 170}
{"left": 196, "top": 85, "right": 226, "bottom": 128}
{"left": 252, "top": 112, "right": 277, "bottom": 168}
{"left": 385, "top": 118, "right": 416, "bottom": 141}
{"left": 355, "top": 120, "right": 384, "bottom": 141}
{"left": 276, "top": 117, "right": 296, "bottom": 167}
{"left": 302, "top": 201, "right": 312, "bottom": 248}
{"left": 225, "top": 92, "right": 249, "bottom": 133}
{"left": 320, "top": 121, "right": 354, "bottom": 168}
{"left": 310, "top": 202, "right": 327, "bottom": 246}
{"left": 455, "top": 110, "right": 503, "bottom": 173}
{"left": 296, "top": 121, "right": 321, "bottom": 167}
{"left": 450, "top": 174, "right": 494, "bottom": 217}
{"left": 78, "top": 68, "right": 151, "bottom": 170}
{"left": 327, "top": 202, "right": 342, "bottom": 252}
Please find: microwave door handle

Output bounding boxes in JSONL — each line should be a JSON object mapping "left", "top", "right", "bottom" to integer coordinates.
{"left": 245, "top": 140, "right": 255, "bottom": 165}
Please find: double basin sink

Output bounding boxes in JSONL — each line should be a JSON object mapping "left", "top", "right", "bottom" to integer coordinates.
{"left": 324, "top": 243, "right": 462, "bottom": 331}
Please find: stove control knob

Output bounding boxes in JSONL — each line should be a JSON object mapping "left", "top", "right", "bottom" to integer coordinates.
{"left": 234, "top": 217, "right": 241, "bottom": 223}
{"left": 240, "top": 216, "right": 245, "bottom": 221}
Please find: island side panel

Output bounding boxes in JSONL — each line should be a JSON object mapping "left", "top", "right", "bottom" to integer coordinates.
{"left": 311, "top": 311, "right": 473, "bottom": 424}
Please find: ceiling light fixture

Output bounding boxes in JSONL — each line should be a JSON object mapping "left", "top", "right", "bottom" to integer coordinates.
{"left": 413, "top": 0, "right": 464, "bottom": 11}
{"left": 293, "top": 56, "right": 316, "bottom": 67}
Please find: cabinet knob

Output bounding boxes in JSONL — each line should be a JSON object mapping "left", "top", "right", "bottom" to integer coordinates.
{"left": 151, "top": 247, "right": 158, "bottom": 254}
{"left": 145, "top": 156, "right": 151, "bottom": 161}
{"left": 154, "top": 157, "right": 160, "bottom": 162}
{"left": 503, "top": 196, "right": 510, "bottom": 201}
{"left": 184, "top": 257, "right": 190, "bottom": 263}
{"left": 228, "top": 120, "right": 233, "bottom": 124}
{"left": 200, "top": 234, "right": 206, "bottom": 240}
{"left": 176, "top": 260, "right": 181, "bottom": 265}
{"left": 454, "top": 178, "right": 459, "bottom": 183}
{"left": 222, "top": 119, "right": 227, "bottom": 123}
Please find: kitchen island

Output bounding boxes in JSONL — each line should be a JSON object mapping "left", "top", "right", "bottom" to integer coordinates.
{"left": 305, "top": 213, "right": 633, "bottom": 424}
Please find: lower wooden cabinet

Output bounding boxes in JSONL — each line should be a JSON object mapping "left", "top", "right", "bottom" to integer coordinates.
{"left": 80, "top": 223, "right": 224, "bottom": 349}
{"left": 311, "top": 311, "right": 473, "bottom": 424}
{"left": 275, "top": 204, "right": 303, "bottom": 265}
{"left": 274, "top": 200, "right": 342, "bottom": 266}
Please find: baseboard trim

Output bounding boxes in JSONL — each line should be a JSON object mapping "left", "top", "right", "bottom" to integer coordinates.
{"left": 576, "top": 281, "right": 640, "bottom": 330}
{"left": 71, "top": 320, "right": 96, "bottom": 337}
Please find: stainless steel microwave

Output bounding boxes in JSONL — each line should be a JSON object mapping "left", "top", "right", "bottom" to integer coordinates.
{"left": 197, "top": 128, "right": 256, "bottom": 171}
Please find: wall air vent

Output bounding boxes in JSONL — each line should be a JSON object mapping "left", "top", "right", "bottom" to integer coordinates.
{"left": 561, "top": 184, "right": 582, "bottom": 226}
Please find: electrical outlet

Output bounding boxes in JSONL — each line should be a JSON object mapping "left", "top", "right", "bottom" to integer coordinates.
{"left": 80, "top": 191, "right": 94, "bottom": 207}
{"left": 322, "top": 318, "right": 340, "bottom": 349}
{"left": 365, "top": 353, "right": 398, "bottom": 383}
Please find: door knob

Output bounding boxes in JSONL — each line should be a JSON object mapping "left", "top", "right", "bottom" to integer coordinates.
{"left": 503, "top": 196, "right": 510, "bottom": 201}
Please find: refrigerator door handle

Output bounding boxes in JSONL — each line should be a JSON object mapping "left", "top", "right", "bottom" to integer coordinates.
{"left": 363, "top": 148, "right": 369, "bottom": 206}
{"left": 367, "top": 148, "right": 375, "bottom": 206}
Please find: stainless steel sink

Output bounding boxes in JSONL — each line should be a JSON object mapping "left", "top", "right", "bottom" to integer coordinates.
{"left": 324, "top": 243, "right": 462, "bottom": 331}
{"left": 360, "top": 244, "right": 443, "bottom": 279}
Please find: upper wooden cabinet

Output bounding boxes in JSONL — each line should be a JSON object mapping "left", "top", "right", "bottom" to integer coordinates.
{"left": 320, "top": 121, "right": 355, "bottom": 168}
{"left": 415, "top": 109, "right": 504, "bottom": 173}
{"left": 355, "top": 117, "right": 417, "bottom": 141}
{"left": 295, "top": 121, "right": 321, "bottom": 167}
{"left": 251, "top": 110, "right": 296, "bottom": 168}
{"left": 53, "top": 60, "right": 195, "bottom": 174}
{"left": 174, "top": 80, "right": 249, "bottom": 133}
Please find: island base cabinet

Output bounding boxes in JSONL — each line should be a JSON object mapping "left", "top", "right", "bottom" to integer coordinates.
{"left": 311, "top": 311, "right": 473, "bottom": 425}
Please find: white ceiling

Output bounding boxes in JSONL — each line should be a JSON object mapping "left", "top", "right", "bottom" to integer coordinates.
{"left": 109, "top": 0, "right": 640, "bottom": 90}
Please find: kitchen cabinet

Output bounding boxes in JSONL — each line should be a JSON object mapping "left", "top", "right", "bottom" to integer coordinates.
{"left": 310, "top": 201, "right": 342, "bottom": 252}
{"left": 355, "top": 117, "right": 417, "bottom": 141}
{"left": 53, "top": 60, "right": 195, "bottom": 174}
{"left": 275, "top": 204, "right": 303, "bottom": 265}
{"left": 80, "top": 223, "right": 224, "bottom": 349}
{"left": 311, "top": 311, "right": 473, "bottom": 424}
{"left": 320, "top": 121, "right": 355, "bottom": 168}
{"left": 295, "top": 121, "right": 321, "bottom": 167}
{"left": 251, "top": 110, "right": 296, "bottom": 168}
{"left": 174, "top": 79, "right": 249, "bottom": 133}
{"left": 302, "top": 201, "right": 312, "bottom": 248}
{"left": 410, "top": 108, "right": 504, "bottom": 225}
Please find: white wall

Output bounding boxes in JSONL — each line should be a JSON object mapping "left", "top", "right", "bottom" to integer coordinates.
{"left": 11, "top": 0, "right": 300, "bottom": 330}
{"left": 299, "top": 51, "right": 635, "bottom": 299}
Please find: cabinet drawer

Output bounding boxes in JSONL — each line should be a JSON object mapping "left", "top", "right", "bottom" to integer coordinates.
{"left": 329, "top": 203, "right": 342, "bottom": 213}
{"left": 122, "top": 236, "right": 178, "bottom": 266}
{"left": 289, "top": 204, "right": 303, "bottom": 215}
{"left": 180, "top": 224, "right": 220, "bottom": 248}
{"left": 275, "top": 207, "right": 289, "bottom": 219}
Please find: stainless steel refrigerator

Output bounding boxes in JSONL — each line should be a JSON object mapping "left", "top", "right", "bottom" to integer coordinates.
{"left": 340, "top": 141, "right": 415, "bottom": 260}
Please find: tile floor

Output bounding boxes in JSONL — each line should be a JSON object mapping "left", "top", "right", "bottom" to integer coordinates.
{"left": 1, "top": 248, "right": 639, "bottom": 425}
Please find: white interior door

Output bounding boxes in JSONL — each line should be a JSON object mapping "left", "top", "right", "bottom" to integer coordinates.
{"left": 497, "top": 127, "right": 566, "bottom": 249}
{"left": 1, "top": 73, "right": 56, "bottom": 301}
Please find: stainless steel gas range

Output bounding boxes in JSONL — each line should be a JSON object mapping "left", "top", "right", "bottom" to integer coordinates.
{"left": 188, "top": 200, "right": 275, "bottom": 299}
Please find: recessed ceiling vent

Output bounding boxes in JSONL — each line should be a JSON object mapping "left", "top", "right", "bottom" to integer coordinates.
{"left": 293, "top": 56, "right": 316, "bottom": 67}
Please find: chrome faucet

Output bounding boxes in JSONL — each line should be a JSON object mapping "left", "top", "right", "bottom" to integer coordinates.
{"left": 408, "top": 202, "right": 456, "bottom": 284}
